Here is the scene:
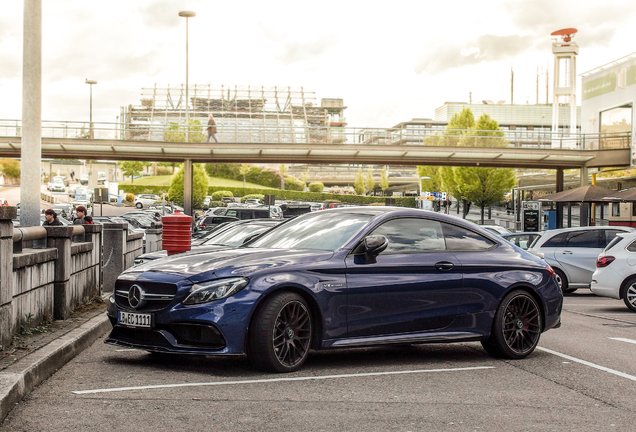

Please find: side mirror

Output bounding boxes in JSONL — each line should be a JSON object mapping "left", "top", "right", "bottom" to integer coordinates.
{"left": 354, "top": 235, "right": 388, "bottom": 264}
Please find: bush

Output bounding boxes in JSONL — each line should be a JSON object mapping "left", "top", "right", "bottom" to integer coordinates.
{"left": 241, "top": 194, "right": 265, "bottom": 203}
{"left": 125, "top": 193, "right": 135, "bottom": 203}
{"left": 168, "top": 164, "right": 209, "bottom": 207}
{"left": 208, "top": 201, "right": 226, "bottom": 208}
{"left": 211, "top": 190, "right": 233, "bottom": 201}
{"left": 308, "top": 182, "right": 324, "bottom": 193}
{"left": 283, "top": 176, "right": 305, "bottom": 191}
{"left": 0, "top": 158, "right": 20, "bottom": 179}
{"left": 155, "top": 166, "right": 173, "bottom": 176}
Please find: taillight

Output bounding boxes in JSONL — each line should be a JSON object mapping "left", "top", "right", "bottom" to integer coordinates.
{"left": 546, "top": 265, "right": 556, "bottom": 277}
{"left": 596, "top": 256, "right": 615, "bottom": 268}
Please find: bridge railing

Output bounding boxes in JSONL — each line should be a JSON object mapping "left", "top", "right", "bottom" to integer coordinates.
{"left": 0, "top": 119, "right": 630, "bottom": 151}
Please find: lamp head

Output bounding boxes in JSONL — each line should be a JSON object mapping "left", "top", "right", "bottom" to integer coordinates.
{"left": 179, "top": 11, "right": 196, "bottom": 18}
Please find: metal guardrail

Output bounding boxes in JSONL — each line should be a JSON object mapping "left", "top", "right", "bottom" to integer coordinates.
{"left": 0, "top": 119, "right": 630, "bottom": 151}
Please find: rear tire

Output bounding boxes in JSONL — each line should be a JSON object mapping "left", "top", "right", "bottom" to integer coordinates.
{"left": 621, "top": 277, "right": 636, "bottom": 312}
{"left": 135, "top": 202, "right": 143, "bottom": 209}
{"left": 482, "top": 290, "right": 542, "bottom": 359}
{"left": 249, "top": 292, "right": 312, "bottom": 373}
{"left": 553, "top": 268, "right": 576, "bottom": 294}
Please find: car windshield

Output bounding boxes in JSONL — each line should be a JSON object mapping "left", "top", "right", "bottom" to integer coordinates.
{"left": 247, "top": 212, "right": 373, "bottom": 250}
{"left": 203, "top": 223, "right": 274, "bottom": 247}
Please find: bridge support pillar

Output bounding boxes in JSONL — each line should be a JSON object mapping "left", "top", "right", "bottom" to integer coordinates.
{"left": 580, "top": 166, "right": 589, "bottom": 186}
{"left": 20, "top": 0, "right": 42, "bottom": 228}
{"left": 184, "top": 159, "right": 193, "bottom": 216}
{"left": 556, "top": 168, "right": 564, "bottom": 229}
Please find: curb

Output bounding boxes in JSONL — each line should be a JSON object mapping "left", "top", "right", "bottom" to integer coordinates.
{"left": 0, "top": 314, "right": 111, "bottom": 422}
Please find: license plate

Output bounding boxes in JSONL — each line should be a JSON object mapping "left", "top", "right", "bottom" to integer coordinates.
{"left": 118, "top": 311, "right": 153, "bottom": 328}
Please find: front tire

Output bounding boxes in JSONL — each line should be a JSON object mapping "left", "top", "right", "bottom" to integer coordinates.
{"left": 249, "top": 292, "right": 312, "bottom": 373}
{"left": 621, "top": 277, "right": 636, "bottom": 312}
{"left": 482, "top": 290, "right": 542, "bottom": 359}
{"left": 135, "top": 202, "right": 143, "bottom": 209}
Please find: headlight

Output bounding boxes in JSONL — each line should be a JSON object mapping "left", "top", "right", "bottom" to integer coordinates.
{"left": 183, "top": 277, "right": 249, "bottom": 305}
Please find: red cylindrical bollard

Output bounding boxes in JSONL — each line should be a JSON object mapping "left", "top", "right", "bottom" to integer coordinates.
{"left": 162, "top": 210, "right": 192, "bottom": 256}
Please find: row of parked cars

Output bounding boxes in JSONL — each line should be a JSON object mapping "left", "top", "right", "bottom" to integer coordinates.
{"left": 494, "top": 225, "right": 636, "bottom": 312}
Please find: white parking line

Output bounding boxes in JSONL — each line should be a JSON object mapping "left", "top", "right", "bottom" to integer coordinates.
{"left": 537, "top": 346, "right": 636, "bottom": 382}
{"left": 72, "top": 366, "right": 495, "bottom": 395}
{"left": 608, "top": 337, "right": 636, "bottom": 345}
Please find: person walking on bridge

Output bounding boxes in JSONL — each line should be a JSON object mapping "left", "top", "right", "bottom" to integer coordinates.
{"left": 206, "top": 114, "right": 218, "bottom": 143}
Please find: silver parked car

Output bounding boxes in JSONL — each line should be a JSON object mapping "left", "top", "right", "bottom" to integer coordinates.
{"left": 528, "top": 226, "right": 634, "bottom": 293}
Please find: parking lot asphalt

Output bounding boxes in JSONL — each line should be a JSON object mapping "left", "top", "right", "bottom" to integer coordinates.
{"left": 2, "top": 290, "right": 636, "bottom": 430}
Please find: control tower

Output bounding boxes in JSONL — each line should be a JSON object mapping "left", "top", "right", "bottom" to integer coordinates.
{"left": 551, "top": 28, "right": 579, "bottom": 147}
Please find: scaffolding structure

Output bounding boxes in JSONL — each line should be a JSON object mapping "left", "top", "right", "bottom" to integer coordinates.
{"left": 120, "top": 85, "right": 346, "bottom": 144}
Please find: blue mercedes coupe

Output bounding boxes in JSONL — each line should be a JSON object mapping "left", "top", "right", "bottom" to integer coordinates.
{"left": 106, "top": 207, "right": 562, "bottom": 372}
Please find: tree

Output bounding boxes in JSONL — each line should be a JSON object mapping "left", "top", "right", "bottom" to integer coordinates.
{"left": 168, "top": 163, "right": 209, "bottom": 208}
{"left": 163, "top": 118, "right": 205, "bottom": 143}
{"left": 354, "top": 168, "right": 365, "bottom": 195}
{"left": 365, "top": 168, "right": 375, "bottom": 195}
{"left": 238, "top": 163, "right": 251, "bottom": 188}
{"left": 120, "top": 161, "right": 144, "bottom": 183}
{"left": 379, "top": 168, "right": 390, "bottom": 195}
{"left": 454, "top": 166, "right": 516, "bottom": 223}
{"left": 0, "top": 158, "right": 20, "bottom": 179}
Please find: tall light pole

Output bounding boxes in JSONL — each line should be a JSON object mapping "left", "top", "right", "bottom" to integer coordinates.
{"left": 179, "top": 10, "right": 195, "bottom": 143}
{"left": 85, "top": 79, "right": 97, "bottom": 138}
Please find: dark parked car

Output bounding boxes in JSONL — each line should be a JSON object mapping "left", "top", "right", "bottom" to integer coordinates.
{"left": 106, "top": 207, "right": 562, "bottom": 373}
{"left": 212, "top": 207, "right": 271, "bottom": 220}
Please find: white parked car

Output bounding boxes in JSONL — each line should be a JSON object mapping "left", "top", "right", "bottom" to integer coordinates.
{"left": 47, "top": 178, "right": 66, "bottom": 192}
{"left": 134, "top": 194, "right": 161, "bottom": 209}
{"left": 591, "top": 231, "right": 636, "bottom": 312}
{"left": 480, "top": 224, "right": 511, "bottom": 235}
{"left": 528, "top": 226, "right": 635, "bottom": 293}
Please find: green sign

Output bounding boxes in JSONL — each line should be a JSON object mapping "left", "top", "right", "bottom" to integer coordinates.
{"left": 627, "top": 65, "right": 636, "bottom": 87}
{"left": 582, "top": 73, "right": 616, "bottom": 100}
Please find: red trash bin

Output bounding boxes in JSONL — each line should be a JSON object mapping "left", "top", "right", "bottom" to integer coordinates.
{"left": 162, "top": 210, "right": 192, "bottom": 256}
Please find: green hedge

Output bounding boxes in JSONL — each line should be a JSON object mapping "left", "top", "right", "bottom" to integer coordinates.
{"left": 119, "top": 184, "right": 416, "bottom": 208}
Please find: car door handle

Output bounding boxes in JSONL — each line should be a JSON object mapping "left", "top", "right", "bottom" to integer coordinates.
{"left": 561, "top": 251, "right": 573, "bottom": 255}
{"left": 435, "top": 261, "right": 454, "bottom": 271}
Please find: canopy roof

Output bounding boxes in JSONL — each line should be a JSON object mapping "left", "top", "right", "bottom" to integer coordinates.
{"left": 538, "top": 185, "right": 617, "bottom": 203}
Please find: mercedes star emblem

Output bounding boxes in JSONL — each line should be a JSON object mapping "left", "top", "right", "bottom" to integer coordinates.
{"left": 128, "top": 284, "right": 146, "bottom": 309}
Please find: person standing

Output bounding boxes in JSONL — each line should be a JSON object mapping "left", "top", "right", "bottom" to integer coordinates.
{"left": 73, "top": 205, "right": 87, "bottom": 225}
{"left": 43, "top": 209, "right": 63, "bottom": 226}
{"left": 206, "top": 114, "right": 218, "bottom": 143}
{"left": 70, "top": 170, "right": 75, "bottom": 181}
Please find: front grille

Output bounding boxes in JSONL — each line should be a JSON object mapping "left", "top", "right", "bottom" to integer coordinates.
{"left": 171, "top": 323, "right": 226, "bottom": 348}
{"left": 115, "top": 280, "right": 178, "bottom": 312}
{"left": 109, "top": 323, "right": 226, "bottom": 350}
{"left": 109, "top": 326, "right": 172, "bottom": 348}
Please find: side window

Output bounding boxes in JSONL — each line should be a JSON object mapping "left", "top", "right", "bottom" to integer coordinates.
{"left": 441, "top": 223, "right": 495, "bottom": 251}
{"left": 603, "top": 229, "right": 628, "bottom": 247}
{"left": 226, "top": 210, "right": 238, "bottom": 218}
{"left": 627, "top": 240, "right": 636, "bottom": 252}
{"left": 370, "top": 218, "right": 446, "bottom": 253}
{"left": 542, "top": 233, "right": 568, "bottom": 247}
{"left": 565, "top": 230, "right": 601, "bottom": 248}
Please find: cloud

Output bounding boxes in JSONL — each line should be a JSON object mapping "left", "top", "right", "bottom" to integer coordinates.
{"left": 276, "top": 36, "right": 338, "bottom": 65}
{"left": 416, "top": 34, "right": 535, "bottom": 75}
{"left": 138, "top": 0, "right": 183, "bottom": 29}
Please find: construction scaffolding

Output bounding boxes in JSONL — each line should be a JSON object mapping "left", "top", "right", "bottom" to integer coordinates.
{"left": 120, "top": 85, "right": 346, "bottom": 144}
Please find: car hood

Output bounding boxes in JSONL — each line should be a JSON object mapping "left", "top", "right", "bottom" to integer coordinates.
{"left": 137, "top": 244, "right": 227, "bottom": 261}
{"left": 124, "top": 247, "right": 335, "bottom": 283}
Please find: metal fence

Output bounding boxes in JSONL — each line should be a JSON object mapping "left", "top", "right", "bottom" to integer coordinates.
{"left": 0, "top": 119, "right": 630, "bottom": 151}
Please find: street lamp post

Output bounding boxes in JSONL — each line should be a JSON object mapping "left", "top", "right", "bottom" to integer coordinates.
{"left": 85, "top": 79, "right": 97, "bottom": 138}
{"left": 179, "top": 10, "right": 196, "bottom": 143}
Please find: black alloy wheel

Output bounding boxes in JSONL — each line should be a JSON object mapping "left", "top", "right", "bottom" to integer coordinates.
{"left": 249, "top": 292, "right": 312, "bottom": 372}
{"left": 482, "top": 290, "right": 542, "bottom": 359}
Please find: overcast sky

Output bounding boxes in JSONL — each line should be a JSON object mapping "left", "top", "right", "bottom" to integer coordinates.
{"left": 1, "top": 0, "right": 636, "bottom": 129}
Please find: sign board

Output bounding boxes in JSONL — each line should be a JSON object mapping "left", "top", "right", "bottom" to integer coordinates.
{"left": 421, "top": 191, "right": 447, "bottom": 201}
{"left": 522, "top": 201, "right": 540, "bottom": 211}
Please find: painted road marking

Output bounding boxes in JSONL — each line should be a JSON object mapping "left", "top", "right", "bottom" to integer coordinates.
{"left": 538, "top": 346, "right": 636, "bottom": 382}
{"left": 72, "top": 366, "right": 495, "bottom": 395}
{"left": 608, "top": 337, "right": 636, "bottom": 345}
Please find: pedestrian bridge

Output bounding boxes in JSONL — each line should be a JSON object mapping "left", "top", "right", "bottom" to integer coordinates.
{"left": 0, "top": 120, "right": 630, "bottom": 169}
